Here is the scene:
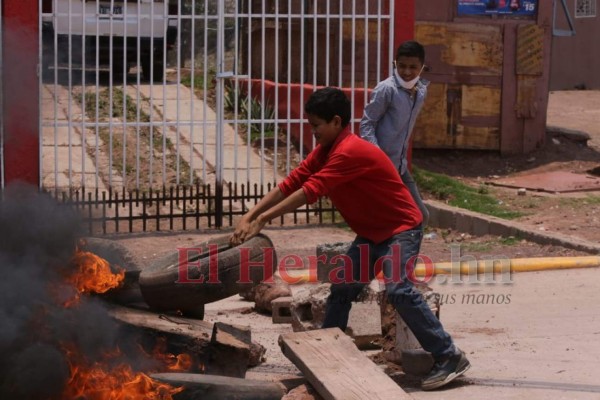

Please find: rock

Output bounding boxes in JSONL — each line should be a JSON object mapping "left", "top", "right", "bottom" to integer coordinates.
{"left": 240, "top": 273, "right": 291, "bottom": 313}
{"left": 249, "top": 341, "right": 267, "bottom": 367}
{"left": 281, "top": 384, "right": 323, "bottom": 400}
{"left": 290, "top": 283, "right": 331, "bottom": 332}
{"left": 252, "top": 282, "right": 292, "bottom": 313}
{"left": 518, "top": 188, "right": 527, "bottom": 196}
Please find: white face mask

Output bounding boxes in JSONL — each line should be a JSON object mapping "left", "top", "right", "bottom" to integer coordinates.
{"left": 398, "top": 74, "right": 420, "bottom": 90}
{"left": 394, "top": 65, "right": 424, "bottom": 90}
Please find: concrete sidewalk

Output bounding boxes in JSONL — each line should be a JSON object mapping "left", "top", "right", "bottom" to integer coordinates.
{"left": 42, "top": 80, "right": 286, "bottom": 192}
{"left": 425, "top": 199, "right": 600, "bottom": 255}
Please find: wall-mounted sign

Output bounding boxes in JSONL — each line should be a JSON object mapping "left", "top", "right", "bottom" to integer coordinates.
{"left": 458, "top": 0, "right": 538, "bottom": 16}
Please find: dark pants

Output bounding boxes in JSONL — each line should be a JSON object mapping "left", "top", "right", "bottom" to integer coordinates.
{"left": 322, "top": 228, "right": 455, "bottom": 359}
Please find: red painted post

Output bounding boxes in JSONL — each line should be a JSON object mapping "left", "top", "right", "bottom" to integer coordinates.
{"left": 394, "top": 0, "right": 416, "bottom": 170}
{"left": 394, "top": 0, "right": 415, "bottom": 49}
{"left": 2, "top": 0, "right": 40, "bottom": 186}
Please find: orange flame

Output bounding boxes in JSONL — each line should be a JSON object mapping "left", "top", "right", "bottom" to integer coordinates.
{"left": 67, "top": 251, "right": 125, "bottom": 295}
{"left": 147, "top": 337, "right": 194, "bottom": 372}
{"left": 63, "top": 359, "right": 183, "bottom": 400}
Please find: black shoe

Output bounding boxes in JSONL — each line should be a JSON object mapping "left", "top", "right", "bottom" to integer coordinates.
{"left": 421, "top": 348, "right": 470, "bottom": 391}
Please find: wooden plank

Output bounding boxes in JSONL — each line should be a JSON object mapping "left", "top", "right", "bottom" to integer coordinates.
{"left": 500, "top": 22, "right": 524, "bottom": 155}
{"left": 151, "top": 373, "right": 285, "bottom": 400}
{"left": 413, "top": 83, "right": 500, "bottom": 150}
{"left": 279, "top": 328, "right": 412, "bottom": 400}
{"left": 416, "top": 22, "right": 503, "bottom": 75}
{"left": 207, "top": 322, "right": 251, "bottom": 378}
{"left": 107, "top": 304, "right": 214, "bottom": 342}
{"left": 516, "top": 24, "right": 544, "bottom": 76}
{"left": 462, "top": 85, "right": 501, "bottom": 118}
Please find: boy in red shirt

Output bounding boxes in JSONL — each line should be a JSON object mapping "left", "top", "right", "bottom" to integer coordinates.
{"left": 230, "top": 87, "right": 469, "bottom": 391}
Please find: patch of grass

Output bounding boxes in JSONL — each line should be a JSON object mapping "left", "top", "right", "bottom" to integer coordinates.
{"left": 180, "top": 73, "right": 209, "bottom": 92}
{"left": 559, "top": 195, "right": 600, "bottom": 207}
{"left": 413, "top": 167, "right": 523, "bottom": 219}
{"left": 75, "top": 88, "right": 194, "bottom": 189}
{"left": 224, "top": 85, "right": 276, "bottom": 143}
{"left": 462, "top": 241, "right": 494, "bottom": 252}
{"left": 462, "top": 236, "right": 521, "bottom": 252}
{"left": 499, "top": 236, "right": 520, "bottom": 246}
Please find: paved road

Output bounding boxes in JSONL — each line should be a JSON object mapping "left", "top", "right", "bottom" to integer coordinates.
{"left": 547, "top": 90, "right": 600, "bottom": 150}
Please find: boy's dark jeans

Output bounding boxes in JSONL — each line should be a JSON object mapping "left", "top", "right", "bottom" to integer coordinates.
{"left": 322, "top": 228, "right": 455, "bottom": 360}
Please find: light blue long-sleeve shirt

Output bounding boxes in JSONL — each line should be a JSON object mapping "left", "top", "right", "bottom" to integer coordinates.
{"left": 359, "top": 73, "right": 428, "bottom": 175}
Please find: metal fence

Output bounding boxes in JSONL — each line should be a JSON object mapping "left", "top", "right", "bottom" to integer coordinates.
{"left": 12, "top": 0, "right": 396, "bottom": 230}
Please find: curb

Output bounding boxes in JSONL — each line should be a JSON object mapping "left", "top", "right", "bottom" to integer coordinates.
{"left": 425, "top": 200, "right": 600, "bottom": 255}
{"left": 546, "top": 125, "right": 591, "bottom": 144}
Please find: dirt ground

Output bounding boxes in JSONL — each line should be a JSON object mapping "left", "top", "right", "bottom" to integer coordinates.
{"left": 106, "top": 90, "right": 600, "bottom": 399}
{"left": 413, "top": 90, "right": 600, "bottom": 245}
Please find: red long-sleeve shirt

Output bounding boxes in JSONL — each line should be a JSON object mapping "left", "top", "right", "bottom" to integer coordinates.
{"left": 278, "top": 127, "right": 422, "bottom": 244}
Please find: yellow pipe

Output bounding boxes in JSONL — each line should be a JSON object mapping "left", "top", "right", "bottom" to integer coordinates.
{"left": 412, "top": 256, "right": 600, "bottom": 276}
{"left": 283, "top": 256, "right": 600, "bottom": 283}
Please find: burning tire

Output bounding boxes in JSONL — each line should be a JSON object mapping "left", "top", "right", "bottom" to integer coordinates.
{"left": 139, "top": 234, "right": 276, "bottom": 318}
{"left": 78, "top": 237, "right": 143, "bottom": 305}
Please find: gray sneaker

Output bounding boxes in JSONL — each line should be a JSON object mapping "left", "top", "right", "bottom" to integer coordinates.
{"left": 421, "top": 349, "right": 470, "bottom": 391}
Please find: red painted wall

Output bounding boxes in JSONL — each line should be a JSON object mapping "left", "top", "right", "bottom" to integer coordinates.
{"left": 2, "top": 0, "right": 40, "bottom": 186}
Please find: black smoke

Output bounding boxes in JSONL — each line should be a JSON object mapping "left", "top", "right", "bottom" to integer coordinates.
{"left": 0, "top": 183, "right": 120, "bottom": 399}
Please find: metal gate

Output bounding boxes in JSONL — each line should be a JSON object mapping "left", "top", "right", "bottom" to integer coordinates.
{"left": 4, "top": 0, "right": 400, "bottom": 233}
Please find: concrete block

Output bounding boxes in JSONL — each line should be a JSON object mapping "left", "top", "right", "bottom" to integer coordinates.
{"left": 346, "top": 301, "right": 382, "bottom": 349}
{"left": 271, "top": 296, "right": 293, "bottom": 324}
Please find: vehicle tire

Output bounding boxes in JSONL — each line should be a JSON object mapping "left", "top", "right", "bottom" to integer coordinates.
{"left": 78, "top": 237, "right": 144, "bottom": 305}
{"left": 112, "top": 58, "right": 129, "bottom": 83}
{"left": 41, "top": 33, "right": 55, "bottom": 82}
{"left": 141, "top": 49, "right": 164, "bottom": 82}
{"left": 139, "top": 234, "right": 277, "bottom": 317}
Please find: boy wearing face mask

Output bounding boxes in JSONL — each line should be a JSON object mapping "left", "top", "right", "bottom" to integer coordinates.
{"left": 360, "top": 40, "right": 429, "bottom": 227}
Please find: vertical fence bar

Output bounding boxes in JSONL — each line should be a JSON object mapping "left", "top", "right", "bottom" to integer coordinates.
{"left": 182, "top": 185, "right": 187, "bottom": 230}
{"left": 201, "top": 0, "right": 208, "bottom": 183}
{"left": 214, "top": 0, "right": 226, "bottom": 228}
{"left": 188, "top": 0, "right": 196, "bottom": 186}
{"left": 273, "top": 0, "right": 280, "bottom": 183}
{"left": 94, "top": 0, "right": 101, "bottom": 190}
{"left": 232, "top": 1, "right": 240, "bottom": 184}
{"left": 285, "top": 0, "right": 292, "bottom": 176}
{"left": 121, "top": 0, "right": 128, "bottom": 188}
{"left": 245, "top": 0, "right": 252, "bottom": 184}
{"left": 259, "top": 0, "right": 266, "bottom": 185}
{"left": 66, "top": 0, "right": 73, "bottom": 188}
{"left": 81, "top": 0, "right": 87, "bottom": 190}
{"left": 299, "top": 0, "right": 305, "bottom": 160}
{"left": 142, "top": 191, "right": 147, "bottom": 232}
{"left": 135, "top": 1, "right": 141, "bottom": 189}
{"left": 175, "top": 0, "right": 182, "bottom": 186}
{"left": 364, "top": 0, "right": 369, "bottom": 97}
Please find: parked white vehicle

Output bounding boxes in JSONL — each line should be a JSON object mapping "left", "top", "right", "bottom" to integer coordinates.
{"left": 42, "top": 0, "right": 178, "bottom": 81}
